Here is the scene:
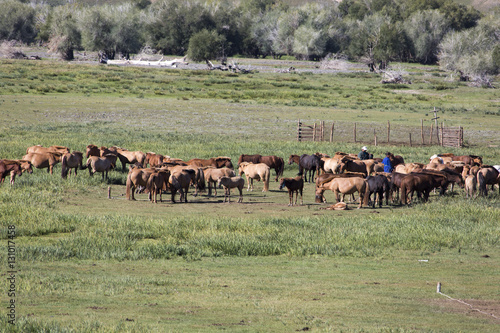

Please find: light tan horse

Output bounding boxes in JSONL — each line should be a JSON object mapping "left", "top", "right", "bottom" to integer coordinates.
{"left": 217, "top": 176, "right": 245, "bottom": 203}
{"left": 395, "top": 163, "right": 425, "bottom": 174}
{"left": 61, "top": 151, "right": 84, "bottom": 178}
{"left": 126, "top": 167, "right": 156, "bottom": 200}
{"left": 86, "top": 154, "right": 117, "bottom": 181}
{"left": 22, "top": 151, "right": 63, "bottom": 174}
{"left": 315, "top": 176, "right": 370, "bottom": 209}
{"left": 202, "top": 167, "right": 236, "bottom": 197}
{"left": 238, "top": 162, "right": 270, "bottom": 192}
{"left": 167, "top": 165, "right": 205, "bottom": 196}
{"left": 465, "top": 175, "right": 477, "bottom": 198}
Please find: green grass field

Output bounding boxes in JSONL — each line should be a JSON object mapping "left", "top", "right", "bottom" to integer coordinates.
{"left": 0, "top": 59, "right": 499, "bottom": 332}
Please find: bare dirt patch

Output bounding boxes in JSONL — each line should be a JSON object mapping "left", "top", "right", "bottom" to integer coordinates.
{"left": 428, "top": 298, "right": 500, "bottom": 323}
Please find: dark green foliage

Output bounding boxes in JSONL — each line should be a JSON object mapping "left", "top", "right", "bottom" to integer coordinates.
{"left": 0, "top": 0, "right": 37, "bottom": 43}
{"left": 187, "top": 29, "right": 226, "bottom": 62}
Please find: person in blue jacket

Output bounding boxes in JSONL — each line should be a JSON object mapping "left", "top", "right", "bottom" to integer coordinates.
{"left": 382, "top": 152, "right": 393, "bottom": 173}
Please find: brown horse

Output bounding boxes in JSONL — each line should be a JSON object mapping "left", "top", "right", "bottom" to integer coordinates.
{"left": 169, "top": 169, "right": 196, "bottom": 203}
{"left": 112, "top": 147, "right": 146, "bottom": 170}
{"left": 238, "top": 154, "right": 284, "bottom": 181}
{"left": 168, "top": 165, "right": 205, "bottom": 196}
{"left": 238, "top": 162, "right": 270, "bottom": 192}
{"left": 126, "top": 167, "right": 156, "bottom": 200}
{"left": 85, "top": 144, "right": 100, "bottom": 158}
{"left": 86, "top": 154, "right": 117, "bottom": 181}
{"left": 400, "top": 173, "right": 442, "bottom": 205}
{"left": 217, "top": 176, "right": 245, "bottom": 203}
{"left": 26, "top": 145, "right": 70, "bottom": 155}
{"left": 315, "top": 176, "right": 370, "bottom": 209}
{"left": 279, "top": 176, "right": 303, "bottom": 206}
{"left": 0, "top": 159, "right": 33, "bottom": 185}
{"left": 202, "top": 167, "right": 236, "bottom": 197}
{"left": 337, "top": 157, "right": 376, "bottom": 177}
{"left": 146, "top": 170, "right": 170, "bottom": 203}
{"left": 145, "top": 152, "right": 165, "bottom": 168}
{"left": 477, "top": 166, "right": 500, "bottom": 195}
{"left": 187, "top": 157, "right": 233, "bottom": 169}
{"left": 22, "top": 151, "right": 63, "bottom": 174}
{"left": 61, "top": 151, "right": 84, "bottom": 178}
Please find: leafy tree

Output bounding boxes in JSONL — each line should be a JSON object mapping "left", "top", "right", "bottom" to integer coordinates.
{"left": 293, "top": 24, "right": 326, "bottom": 60}
{"left": 0, "top": 0, "right": 37, "bottom": 43}
{"left": 111, "top": 4, "right": 143, "bottom": 58}
{"left": 187, "top": 29, "right": 225, "bottom": 62}
{"left": 79, "top": 7, "right": 114, "bottom": 58}
{"left": 404, "top": 9, "right": 449, "bottom": 64}
{"left": 439, "top": 1, "right": 481, "bottom": 31}
{"left": 146, "top": 0, "right": 214, "bottom": 55}
{"left": 48, "top": 5, "right": 81, "bottom": 60}
{"left": 438, "top": 14, "right": 500, "bottom": 85}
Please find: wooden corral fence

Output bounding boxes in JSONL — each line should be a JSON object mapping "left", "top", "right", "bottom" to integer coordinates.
{"left": 297, "top": 120, "right": 325, "bottom": 142}
{"left": 439, "top": 126, "right": 464, "bottom": 148}
{"left": 296, "top": 119, "right": 464, "bottom": 147}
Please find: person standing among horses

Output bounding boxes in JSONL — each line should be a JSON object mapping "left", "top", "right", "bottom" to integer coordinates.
{"left": 382, "top": 152, "right": 394, "bottom": 173}
{"left": 358, "top": 146, "right": 372, "bottom": 160}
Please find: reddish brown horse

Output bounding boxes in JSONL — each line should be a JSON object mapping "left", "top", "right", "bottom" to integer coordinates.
{"left": 0, "top": 159, "right": 33, "bottom": 185}
{"left": 279, "top": 176, "right": 303, "bottom": 206}
{"left": 187, "top": 157, "right": 233, "bottom": 169}
{"left": 238, "top": 154, "right": 284, "bottom": 181}
{"left": 400, "top": 173, "right": 442, "bottom": 205}
{"left": 27, "top": 145, "right": 69, "bottom": 155}
{"left": 145, "top": 152, "right": 165, "bottom": 168}
{"left": 146, "top": 170, "right": 171, "bottom": 203}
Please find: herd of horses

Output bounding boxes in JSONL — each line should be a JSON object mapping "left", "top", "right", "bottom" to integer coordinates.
{"left": 1, "top": 144, "right": 500, "bottom": 209}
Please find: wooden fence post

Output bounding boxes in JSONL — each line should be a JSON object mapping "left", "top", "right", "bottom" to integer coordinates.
{"left": 429, "top": 123, "right": 433, "bottom": 145}
{"left": 313, "top": 122, "right": 317, "bottom": 141}
{"left": 354, "top": 122, "right": 357, "bottom": 143}
{"left": 330, "top": 122, "right": 334, "bottom": 142}
{"left": 387, "top": 120, "right": 390, "bottom": 143}
{"left": 441, "top": 122, "right": 444, "bottom": 147}
{"left": 421, "top": 119, "right": 424, "bottom": 146}
{"left": 297, "top": 119, "right": 301, "bottom": 142}
{"left": 409, "top": 133, "right": 412, "bottom": 147}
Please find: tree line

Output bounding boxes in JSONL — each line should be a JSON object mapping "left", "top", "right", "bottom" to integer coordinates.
{"left": 1, "top": 0, "right": 499, "bottom": 83}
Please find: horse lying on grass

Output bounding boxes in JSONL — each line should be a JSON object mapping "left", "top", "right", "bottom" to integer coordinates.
{"left": 217, "top": 176, "right": 244, "bottom": 203}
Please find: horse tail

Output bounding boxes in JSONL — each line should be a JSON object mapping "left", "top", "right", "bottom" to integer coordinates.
{"left": 401, "top": 180, "right": 408, "bottom": 205}
{"left": 126, "top": 173, "right": 133, "bottom": 200}
{"left": 362, "top": 180, "right": 370, "bottom": 207}
{"left": 197, "top": 168, "right": 206, "bottom": 192}
{"left": 277, "top": 157, "right": 284, "bottom": 178}
{"left": 61, "top": 155, "right": 68, "bottom": 178}
{"left": 264, "top": 168, "right": 270, "bottom": 191}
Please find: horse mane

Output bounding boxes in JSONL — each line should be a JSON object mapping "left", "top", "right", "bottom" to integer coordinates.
{"left": 1, "top": 160, "right": 21, "bottom": 165}
{"left": 438, "top": 153, "right": 455, "bottom": 157}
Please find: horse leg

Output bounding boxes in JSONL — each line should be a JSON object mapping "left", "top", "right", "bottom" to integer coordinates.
{"left": 238, "top": 187, "right": 243, "bottom": 203}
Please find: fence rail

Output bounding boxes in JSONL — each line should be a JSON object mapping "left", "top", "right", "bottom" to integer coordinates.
{"left": 296, "top": 119, "right": 464, "bottom": 148}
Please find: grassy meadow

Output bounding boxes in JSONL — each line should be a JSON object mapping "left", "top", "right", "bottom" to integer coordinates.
{"left": 0, "top": 58, "right": 499, "bottom": 332}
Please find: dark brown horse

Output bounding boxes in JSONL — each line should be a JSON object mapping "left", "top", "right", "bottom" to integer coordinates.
{"left": 279, "top": 176, "right": 303, "bottom": 206}
{"left": 288, "top": 154, "right": 321, "bottom": 183}
{"left": 238, "top": 154, "right": 284, "bottom": 181}
{"left": 400, "top": 173, "right": 442, "bottom": 205}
